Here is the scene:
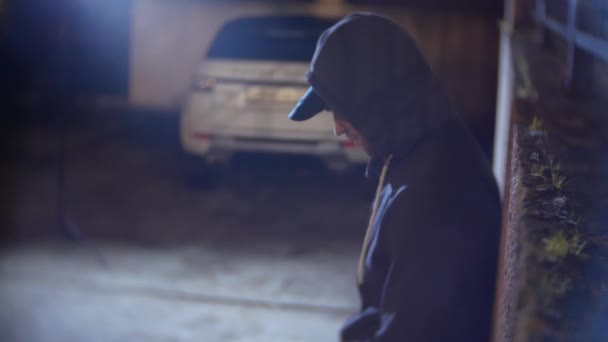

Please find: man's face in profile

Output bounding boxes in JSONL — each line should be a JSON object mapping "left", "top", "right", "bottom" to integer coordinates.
{"left": 332, "top": 112, "right": 370, "bottom": 155}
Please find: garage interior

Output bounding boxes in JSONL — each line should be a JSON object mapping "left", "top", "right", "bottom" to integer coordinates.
{"left": 1, "top": 0, "right": 607, "bottom": 341}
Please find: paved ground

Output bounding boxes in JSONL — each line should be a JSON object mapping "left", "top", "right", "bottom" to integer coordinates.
{"left": 0, "top": 114, "right": 374, "bottom": 342}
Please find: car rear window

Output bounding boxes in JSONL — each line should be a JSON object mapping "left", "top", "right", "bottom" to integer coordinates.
{"left": 206, "top": 16, "right": 336, "bottom": 62}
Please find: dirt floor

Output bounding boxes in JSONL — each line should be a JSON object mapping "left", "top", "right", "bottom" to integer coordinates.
{"left": 0, "top": 114, "right": 374, "bottom": 342}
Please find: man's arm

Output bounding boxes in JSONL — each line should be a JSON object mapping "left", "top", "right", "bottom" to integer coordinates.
{"left": 372, "top": 192, "right": 498, "bottom": 342}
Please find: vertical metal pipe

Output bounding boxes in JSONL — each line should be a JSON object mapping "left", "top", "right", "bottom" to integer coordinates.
{"left": 536, "top": 0, "right": 546, "bottom": 22}
{"left": 565, "top": 0, "right": 579, "bottom": 88}
{"left": 493, "top": 24, "right": 514, "bottom": 199}
{"left": 536, "top": 0, "right": 547, "bottom": 43}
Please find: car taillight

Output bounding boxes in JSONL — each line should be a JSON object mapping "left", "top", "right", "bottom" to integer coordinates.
{"left": 194, "top": 77, "right": 215, "bottom": 92}
{"left": 193, "top": 132, "right": 213, "bottom": 140}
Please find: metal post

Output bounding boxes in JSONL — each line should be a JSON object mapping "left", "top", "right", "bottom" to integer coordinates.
{"left": 536, "top": 0, "right": 547, "bottom": 44}
{"left": 536, "top": 0, "right": 546, "bottom": 22}
{"left": 492, "top": 25, "right": 515, "bottom": 199}
{"left": 565, "top": 0, "right": 578, "bottom": 89}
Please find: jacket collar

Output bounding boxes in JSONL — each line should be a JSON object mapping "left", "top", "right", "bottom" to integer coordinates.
{"left": 365, "top": 129, "right": 430, "bottom": 181}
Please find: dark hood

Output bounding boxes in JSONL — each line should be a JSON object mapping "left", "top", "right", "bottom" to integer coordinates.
{"left": 306, "top": 13, "right": 455, "bottom": 169}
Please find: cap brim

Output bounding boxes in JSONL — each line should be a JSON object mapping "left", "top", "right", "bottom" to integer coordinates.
{"left": 288, "top": 87, "right": 326, "bottom": 121}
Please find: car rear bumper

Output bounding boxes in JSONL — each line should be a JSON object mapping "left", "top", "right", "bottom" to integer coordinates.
{"left": 182, "top": 132, "right": 368, "bottom": 165}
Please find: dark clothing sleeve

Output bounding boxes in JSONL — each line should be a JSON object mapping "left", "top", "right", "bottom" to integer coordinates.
{"left": 341, "top": 307, "right": 382, "bottom": 341}
{"left": 370, "top": 181, "right": 500, "bottom": 342}
{"left": 375, "top": 224, "right": 496, "bottom": 341}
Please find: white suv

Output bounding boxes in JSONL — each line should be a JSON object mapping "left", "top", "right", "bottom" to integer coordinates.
{"left": 180, "top": 15, "right": 367, "bottom": 184}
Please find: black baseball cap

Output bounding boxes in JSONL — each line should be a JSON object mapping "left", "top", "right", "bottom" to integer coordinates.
{"left": 289, "top": 12, "right": 422, "bottom": 122}
{"left": 288, "top": 87, "right": 327, "bottom": 121}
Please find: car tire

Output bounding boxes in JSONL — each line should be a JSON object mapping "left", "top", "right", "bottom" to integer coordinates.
{"left": 181, "top": 152, "right": 221, "bottom": 190}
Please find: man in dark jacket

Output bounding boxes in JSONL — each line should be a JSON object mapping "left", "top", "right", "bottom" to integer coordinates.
{"left": 288, "top": 13, "right": 502, "bottom": 341}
